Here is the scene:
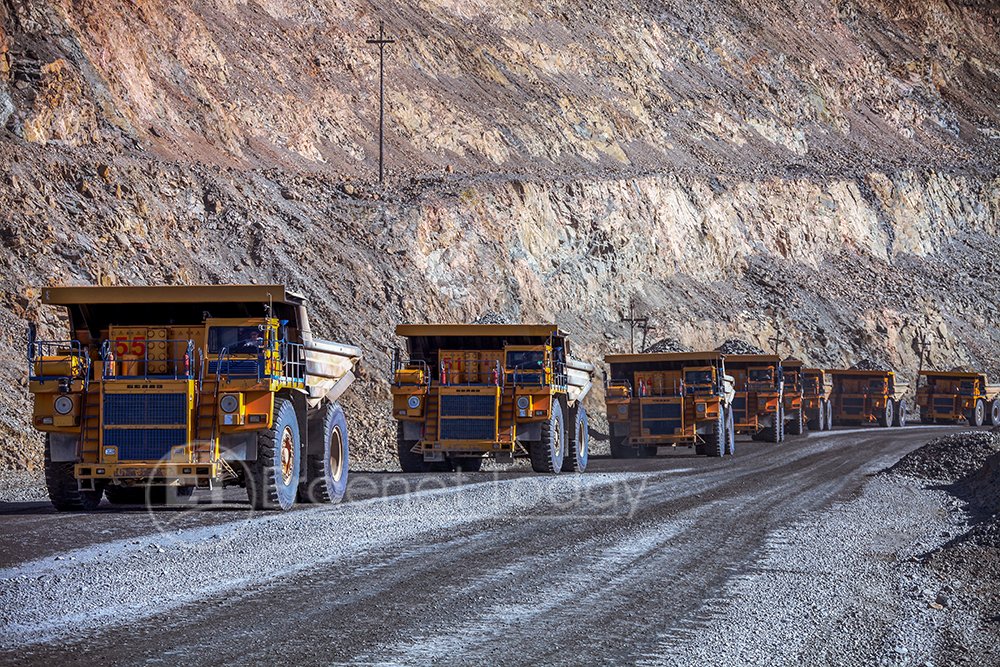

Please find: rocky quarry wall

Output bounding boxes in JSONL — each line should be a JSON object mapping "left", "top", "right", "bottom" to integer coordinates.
{"left": 0, "top": 0, "right": 998, "bottom": 468}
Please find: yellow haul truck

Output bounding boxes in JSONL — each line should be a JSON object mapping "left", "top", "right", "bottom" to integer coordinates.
{"left": 390, "top": 324, "right": 595, "bottom": 473}
{"left": 781, "top": 358, "right": 806, "bottom": 436}
{"left": 605, "top": 351, "right": 735, "bottom": 458}
{"left": 726, "top": 354, "right": 785, "bottom": 442}
{"left": 28, "top": 285, "right": 362, "bottom": 511}
{"left": 828, "top": 369, "right": 908, "bottom": 427}
{"left": 916, "top": 371, "right": 1000, "bottom": 426}
{"left": 801, "top": 367, "right": 834, "bottom": 431}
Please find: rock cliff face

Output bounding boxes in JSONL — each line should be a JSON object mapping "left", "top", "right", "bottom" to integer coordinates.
{"left": 0, "top": 0, "right": 998, "bottom": 468}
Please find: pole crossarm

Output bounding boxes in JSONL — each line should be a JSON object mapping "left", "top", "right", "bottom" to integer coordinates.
{"left": 366, "top": 20, "right": 396, "bottom": 184}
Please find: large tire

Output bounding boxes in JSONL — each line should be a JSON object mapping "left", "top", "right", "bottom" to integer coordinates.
{"left": 788, "top": 408, "right": 804, "bottom": 436}
{"left": 396, "top": 422, "right": 432, "bottom": 472}
{"left": 301, "top": 402, "right": 350, "bottom": 504}
{"left": 893, "top": 399, "right": 907, "bottom": 427}
{"left": 706, "top": 411, "right": 725, "bottom": 457}
{"left": 247, "top": 397, "right": 302, "bottom": 511}
{"left": 877, "top": 399, "right": 894, "bottom": 428}
{"left": 609, "top": 435, "right": 636, "bottom": 459}
{"left": 968, "top": 399, "right": 985, "bottom": 427}
{"left": 808, "top": 402, "right": 824, "bottom": 431}
{"left": 44, "top": 435, "right": 103, "bottom": 512}
{"left": 562, "top": 404, "right": 590, "bottom": 473}
{"left": 725, "top": 406, "right": 736, "bottom": 456}
{"left": 987, "top": 399, "right": 1000, "bottom": 427}
{"left": 530, "top": 399, "right": 566, "bottom": 473}
{"left": 761, "top": 406, "right": 782, "bottom": 444}
{"left": 825, "top": 400, "right": 834, "bottom": 431}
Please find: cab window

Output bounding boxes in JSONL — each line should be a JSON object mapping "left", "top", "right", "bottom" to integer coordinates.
{"left": 685, "top": 370, "right": 713, "bottom": 385}
{"left": 208, "top": 326, "right": 263, "bottom": 354}
{"left": 506, "top": 350, "right": 544, "bottom": 370}
{"left": 749, "top": 368, "right": 773, "bottom": 383}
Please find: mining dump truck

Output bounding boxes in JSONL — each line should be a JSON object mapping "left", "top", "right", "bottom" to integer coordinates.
{"left": 828, "top": 369, "right": 908, "bottom": 427}
{"left": 725, "top": 354, "right": 785, "bottom": 442}
{"left": 391, "top": 324, "right": 594, "bottom": 473}
{"left": 781, "top": 358, "right": 807, "bottom": 436}
{"left": 28, "top": 285, "right": 362, "bottom": 511}
{"left": 801, "top": 367, "right": 834, "bottom": 431}
{"left": 605, "top": 351, "right": 735, "bottom": 458}
{"left": 915, "top": 370, "right": 1000, "bottom": 426}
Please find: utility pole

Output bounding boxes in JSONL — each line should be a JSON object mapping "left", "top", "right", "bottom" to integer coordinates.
{"left": 768, "top": 332, "right": 790, "bottom": 357}
{"left": 366, "top": 19, "right": 395, "bottom": 185}
{"left": 621, "top": 300, "right": 653, "bottom": 353}
{"left": 914, "top": 331, "right": 931, "bottom": 392}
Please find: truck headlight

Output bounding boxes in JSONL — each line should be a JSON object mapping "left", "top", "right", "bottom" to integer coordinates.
{"left": 220, "top": 395, "right": 240, "bottom": 413}
{"left": 696, "top": 403, "right": 706, "bottom": 413}
{"left": 617, "top": 404, "right": 628, "bottom": 415}
{"left": 53, "top": 395, "right": 74, "bottom": 415}
{"left": 407, "top": 395, "right": 421, "bottom": 409}
{"left": 516, "top": 396, "right": 530, "bottom": 410}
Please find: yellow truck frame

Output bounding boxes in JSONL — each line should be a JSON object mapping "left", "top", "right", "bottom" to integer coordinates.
{"left": 828, "top": 369, "right": 908, "bottom": 427}
{"left": 28, "top": 285, "right": 361, "bottom": 511}
{"left": 726, "top": 354, "right": 786, "bottom": 443}
{"left": 801, "top": 367, "right": 834, "bottom": 431}
{"left": 916, "top": 370, "right": 1000, "bottom": 426}
{"left": 605, "top": 351, "right": 736, "bottom": 458}
{"left": 390, "top": 324, "right": 594, "bottom": 474}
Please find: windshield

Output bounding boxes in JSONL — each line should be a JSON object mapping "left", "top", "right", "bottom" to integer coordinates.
{"left": 507, "top": 350, "right": 544, "bottom": 370}
{"left": 208, "top": 326, "right": 263, "bottom": 355}
{"left": 749, "top": 368, "right": 773, "bottom": 383}
{"left": 959, "top": 381, "right": 975, "bottom": 394}
{"left": 785, "top": 372, "right": 798, "bottom": 389}
{"left": 803, "top": 377, "right": 819, "bottom": 393}
{"left": 868, "top": 379, "right": 886, "bottom": 391}
{"left": 685, "top": 370, "right": 713, "bottom": 385}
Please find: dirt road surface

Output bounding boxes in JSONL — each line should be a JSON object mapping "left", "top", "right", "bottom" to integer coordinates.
{"left": 0, "top": 426, "right": 968, "bottom": 665}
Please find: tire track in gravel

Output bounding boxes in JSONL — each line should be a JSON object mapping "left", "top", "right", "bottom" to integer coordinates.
{"left": 0, "top": 427, "right": 959, "bottom": 666}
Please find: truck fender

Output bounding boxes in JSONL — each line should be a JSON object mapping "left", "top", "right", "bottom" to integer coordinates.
{"left": 49, "top": 433, "right": 78, "bottom": 462}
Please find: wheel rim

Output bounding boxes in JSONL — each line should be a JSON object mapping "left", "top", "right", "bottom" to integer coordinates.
{"left": 553, "top": 416, "right": 562, "bottom": 457}
{"left": 330, "top": 426, "right": 345, "bottom": 482}
{"left": 280, "top": 425, "right": 295, "bottom": 486}
{"left": 578, "top": 421, "right": 586, "bottom": 458}
{"left": 977, "top": 403, "right": 984, "bottom": 423}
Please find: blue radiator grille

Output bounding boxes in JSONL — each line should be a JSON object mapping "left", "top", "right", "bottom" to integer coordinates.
{"left": 641, "top": 402, "right": 681, "bottom": 420}
{"left": 103, "top": 428, "right": 188, "bottom": 461}
{"left": 104, "top": 393, "right": 186, "bottom": 425}
{"left": 440, "top": 420, "right": 496, "bottom": 441}
{"left": 208, "top": 359, "right": 261, "bottom": 377}
{"left": 439, "top": 395, "right": 496, "bottom": 418}
{"left": 643, "top": 420, "right": 680, "bottom": 436}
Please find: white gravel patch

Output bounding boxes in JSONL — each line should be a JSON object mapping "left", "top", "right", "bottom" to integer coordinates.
{"left": 0, "top": 471, "right": 649, "bottom": 649}
{"left": 646, "top": 475, "right": 975, "bottom": 666}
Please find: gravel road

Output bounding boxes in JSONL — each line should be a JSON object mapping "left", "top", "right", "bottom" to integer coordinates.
{"left": 0, "top": 426, "right": 986, "bottom": 665}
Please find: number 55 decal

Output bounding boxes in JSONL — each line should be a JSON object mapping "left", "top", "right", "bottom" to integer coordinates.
{"left": 114, "top": 336, "right": 146, "bottom": 356}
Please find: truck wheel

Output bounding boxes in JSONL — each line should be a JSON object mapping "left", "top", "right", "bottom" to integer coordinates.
{"left": 301, "top": 402, "right": 350, "bottom": 504}
{"left": 761, "top": 406, "right": 782, "bottom": 443}
{"left": 44, "top": 435, "right": 103, "bottom": 512}
{"left": 725, "top": 406, "right": 736, "bottom": 455}
{"left": 877, "top": 399, "right": 894, "bottom": 428}
{"left": 893, "top": 399, "right": 907, "bottom": 427}
{"left": 826, "top": 400, "right": 834, "bottom": 431}
{"left": 969, "top": 399, "right": 985, "bottom": 427}
{"left": 610, "top": 435, "right": 637, "bottom": 458}
{"left": 247, "top": 397, "right": 301, "bottom": 510}
{"left": 452, "top": 457, "right": 484, "bottom": 472}
{"left": 779, "top": 405, "right": 786, "bottom": 442}
{"left": 561, "top": 404, "right": 589, "bottom": 473}
{"left": 788, "top": 408, "right": 804, "bottom": 436}
{"left": 987, "top": 399, "right": 1000, "bottom": 426}
{"left": 396, "top": 422, "right": 431, "bottom": 472}
{"left": 707, "top": 411, "right": 725, "bottom": 457}
{"left": 530, "top": 400, "right": 565, "bottom": 473}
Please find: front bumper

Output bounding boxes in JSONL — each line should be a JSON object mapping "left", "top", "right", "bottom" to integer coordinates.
{"left": 75, "top": 462, "right": 218, "bottom": 486}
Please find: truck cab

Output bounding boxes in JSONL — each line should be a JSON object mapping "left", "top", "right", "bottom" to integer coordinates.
{"left": 725, "top": 354, "right": 785, "bottom": 443}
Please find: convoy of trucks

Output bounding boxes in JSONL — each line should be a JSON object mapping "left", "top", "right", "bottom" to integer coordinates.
{"left": 21, "top": 283, "right": 999, "bottom": 511}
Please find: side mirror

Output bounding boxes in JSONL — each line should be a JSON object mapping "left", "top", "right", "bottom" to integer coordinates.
{"left": 26, "top": 322, "right": 37, "bottom": 360}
